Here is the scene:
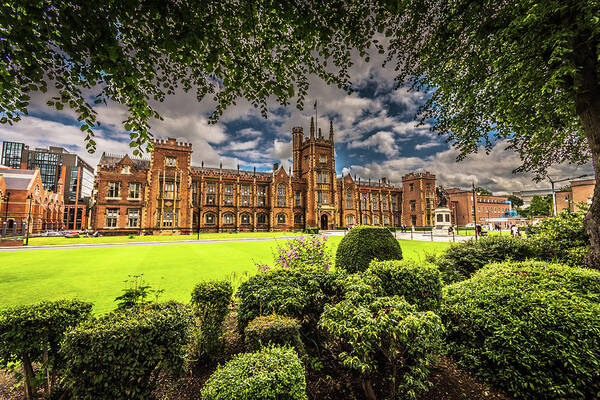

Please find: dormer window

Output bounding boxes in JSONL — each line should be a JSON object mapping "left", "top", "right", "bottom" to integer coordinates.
{"left": 165, "top": 157, "right": 176, "bottom": 167}
{"left": 122, "top": 166, "right": 130, "bottom": 174}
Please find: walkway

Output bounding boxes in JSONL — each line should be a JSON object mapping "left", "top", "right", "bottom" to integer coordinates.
{"left": 0, "top": 230, "right": 472, "bottom": 252}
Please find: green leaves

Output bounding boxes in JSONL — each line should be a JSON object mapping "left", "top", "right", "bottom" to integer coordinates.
{"left": 442, "top": 260, "right": 600, "bottom": 399}
{"left": 335, "top": 226, "right": 403, "bottom": 273}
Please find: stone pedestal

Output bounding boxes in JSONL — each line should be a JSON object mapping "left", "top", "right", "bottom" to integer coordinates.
{"left": 432, "top": 207, "right": 452, "bottom": 236}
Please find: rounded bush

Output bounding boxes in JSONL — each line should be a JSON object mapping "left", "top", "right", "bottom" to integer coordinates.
{"left": 237, "top": 268, "right": 342, "bottom": 336}
{"left": 0, "top": 299, "right": 92, "bottom": 398}
{"left": 442, "top": 261, "right": 600, "bottom": 399}
{"left": 335, "top": 226, "right": 402, "bottom": 273}
{"left": 62, "top": 302, "right": 191, "bottom": 400}
{"left": 364, "top": 259, "right": 442, "bottom": 311}
{"left": 435, "top": 235, "right": 536, "bottom": 283}
{"left": 201, "top": 345, "right": 307, "bottom": 400}
{"left": 245, "top": 314, "right": 304, "bottom": 354}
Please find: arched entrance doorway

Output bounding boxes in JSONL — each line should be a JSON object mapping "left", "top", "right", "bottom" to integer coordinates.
{"left": 320, "top": 214, "right": 328, "bottom": 230}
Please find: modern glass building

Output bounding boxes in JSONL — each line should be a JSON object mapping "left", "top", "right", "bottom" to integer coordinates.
{"left": 0, "top": 141, "right": 95, "bottom": 230}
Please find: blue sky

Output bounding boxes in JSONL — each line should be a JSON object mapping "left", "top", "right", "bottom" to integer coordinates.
{"left": 0, "top": 53, "right": 592, "bottom": 194}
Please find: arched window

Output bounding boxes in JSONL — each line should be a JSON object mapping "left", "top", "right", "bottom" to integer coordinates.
{"left": 205, "top": 212, "right": 216, "bottom": 225}
{"left": 362, "top": 215, "right": 370, "bottom": 225}
{"left": 294, "top": 214, "right": 303, "bottom": 224}
{"left": 241, "top": 213, "right": 251, "bottom": 225}
{"left": 384, "top": 215, "right": 390, "bottom": 225}
{"left": 346, "top": 214, "right": 354, "bottom": 226}
{"left": 277, "top": 213, "right": 286, "bottom": 225}
{"left": 277, "top": 184, "right": 287, "bottom": 206}
{"left": 346, "top": 189, "right": 353, "bottom": 208}
{"left": 257, "top": 213, "right": 268, "bottom": 224}
{"left": 223, "top": 212, "right": 234, "bottom": 225}
{"left": 373, "top": 215, "right": 379, "bottom": 225}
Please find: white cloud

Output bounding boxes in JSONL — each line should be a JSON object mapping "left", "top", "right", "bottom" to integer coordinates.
{"left": 348, "top": 131, "right": 399, "bottom": 157}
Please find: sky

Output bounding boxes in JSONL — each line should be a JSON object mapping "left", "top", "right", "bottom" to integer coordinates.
{"left": 0, "top": 53, "right": 593, "bottom": 195}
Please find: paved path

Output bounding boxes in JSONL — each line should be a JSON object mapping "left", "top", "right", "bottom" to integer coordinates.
{"left": 0, "top": 230, "right": 472, "bottom": 252}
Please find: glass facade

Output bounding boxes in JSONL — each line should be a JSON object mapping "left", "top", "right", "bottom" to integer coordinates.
{"left": 28, "top": 151, "right": 60, "bottom": 191}
{"left": 1, "top": 142, "right": 24, "bottom": 168}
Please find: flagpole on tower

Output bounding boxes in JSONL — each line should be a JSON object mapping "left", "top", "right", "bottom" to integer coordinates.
{"left": 314, "top": 99, "right": 318, "bottom": 137}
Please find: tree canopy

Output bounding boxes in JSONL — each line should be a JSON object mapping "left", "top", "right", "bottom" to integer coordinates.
{"left": 0, "top": 0, "right": 380, "bottom": 154}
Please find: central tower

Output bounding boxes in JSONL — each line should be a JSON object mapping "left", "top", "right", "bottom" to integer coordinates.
{"left": 292, "top": 118, "right": 337, "bottom": 229}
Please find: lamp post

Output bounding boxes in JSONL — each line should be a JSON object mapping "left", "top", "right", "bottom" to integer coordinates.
{"left": 26, "top": 194, "right": 33, "bottom": 245}
{"left": 548, "top": 174, "right": 589, "bottom": 216}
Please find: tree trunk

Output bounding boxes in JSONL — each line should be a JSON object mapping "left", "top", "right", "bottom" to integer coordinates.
{"left": 574, "top": 43, "right": 600, "bottom": 268}
{"left": 361, "top": 376, "right": 377, "bottom": 400}
{"left": 22, "top": 353, "right": 35, "bottom": 400}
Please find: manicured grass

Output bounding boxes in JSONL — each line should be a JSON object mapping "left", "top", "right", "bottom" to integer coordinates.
{"left": 27, "top": 231, "right": 302, "bottom": 246}
{"left": 0, "top": 237, "right": 450, "bottom": 314}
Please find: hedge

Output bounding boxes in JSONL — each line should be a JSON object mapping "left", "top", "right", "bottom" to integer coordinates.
{"left": 237, "top": 268, "right": 343, "bottom": 353}
{"left": 320, "top": 294, "right": 443, "bottom": 400}
{"left": 245, "top": 314, "right": 304, "bottom": 355}
{"left": 335, "top": 226, "right": 403, "bottom": 273}
{"left": 0, "top": 299, "right": 92, "bottom": 399}
{"left": 364, "top": 259, "right": 442, "bottom": 311}
{"left": 434, "top": 235, "right": 536, "bottom": 283}
{"left": 442, "top": 261, "right": 600, "bottom": 399}
{"left": 61, "top": 302, "right": 191, "bottom": 400}
{"left": 190, "top": 280, "right": 233, "bottom": 362}
{"left": 201, "top": 345, "right": 308, "bottom": 400}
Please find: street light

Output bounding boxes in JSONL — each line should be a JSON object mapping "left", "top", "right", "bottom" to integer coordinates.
{"left": 25, "top": 194, "right": 33, "bottom": 246}
{"left": 548, "top": 174, "right": 590, "bottom": 216}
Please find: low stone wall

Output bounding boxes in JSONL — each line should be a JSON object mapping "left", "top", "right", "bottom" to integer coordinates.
{"left": 0, "top": 238, "right": 23, "bottom": 247}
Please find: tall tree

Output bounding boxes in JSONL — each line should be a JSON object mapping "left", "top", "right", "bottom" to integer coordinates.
{"left": 529, "top": 195, "right": 552, "bottom": 217}
{"left": 380, "top": 0, "right": 600, "bottom": 266}
{"left": 507, "top": 195, "right": 524, "bottom": 208}
{"left": 0, "top": 1, "right": 377, "bottom": 154}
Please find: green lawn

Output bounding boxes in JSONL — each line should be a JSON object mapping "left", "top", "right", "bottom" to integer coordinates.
{"left": 0, "top": 237, "right": 450, "bottom": 314}
{"left": 27, "top": 231, "right": 302, "bottom": 246}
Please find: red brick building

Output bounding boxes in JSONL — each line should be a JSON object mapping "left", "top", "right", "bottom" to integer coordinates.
{"left": 0, "top": 167, "right": 65, "bottom": 235}
{"left": 90, "top": 121, "right": 440, "bottom": 234}
{"left": 447, "top": 189, "right": 511, "bottom": 226}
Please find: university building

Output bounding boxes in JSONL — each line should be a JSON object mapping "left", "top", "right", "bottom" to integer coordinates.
{"left": 90, "top": 121, "right": 441, "bottom": 234}
{"left": 0, "top": 142, "right": 94, "bottom": 229}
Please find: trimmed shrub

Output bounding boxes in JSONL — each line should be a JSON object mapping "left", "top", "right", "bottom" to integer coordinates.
{"left": 364, "top": 259, "right": 442, "bottom": 311}
{"left": 320, "top": 294, "right": 443, "bottom": 400}
{"left": 201, "top": 345, "right": 308, "bottom": 400}
{"left": 528, "top": 210, "right": 590, "bottom": 264}
{"left": 237, "top": 268, "right": 343, "bottom": 340}
{"left": 190, "top": 280, "right": 233, "bottom": 362}
{"left": 335, "top": 226, "right": 403, "bottom": 273}
{"left": 0, "top": 299, "right": 92, "bottom": 399}
{"left": 442, "top": 261, "right": 600, "bottom": 399}
{"left": 304, "top": 227, "right": 319, "bottom": 234}
{"left": 61, "top": 302, "right": 191, "bottom": 400}
{"left": 272, "top": 235, "right": 332, "bottom": 270}
{"left": 245, "top": 314, "right": 304, "bottom": 354}
{"left": 434, "top": 235, "right": 536, "bottom": 283}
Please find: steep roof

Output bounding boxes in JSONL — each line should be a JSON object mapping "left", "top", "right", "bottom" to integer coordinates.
{"left": 0, "top": 168, "right": 37, "bottom": 190}
{"left": 191, "top": 166, "right": 272, "bottom": 177}
{"left": 98, "top": 153, "right": 150, "bottom": 169}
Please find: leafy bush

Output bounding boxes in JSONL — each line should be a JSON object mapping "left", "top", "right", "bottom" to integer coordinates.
{"left": 61, "top": 302, "right": 191, "bottom": 400}
{"left": 0, "top": 299, "right": 92, "bottom": 399}
{"left": 364, "top": 259, "right": 442, "bottom": 311}
{"left": 190, "top": 280, "right": 233, "bottom": 362}
{"left": 335, "top": 226, "right": 403, "bottom": 273}
{"left": 272, "top": 235, "right": 332, "bottom": 270}
{"left": 304, "top": 227, "right": 319, "bottom": 234}
{"left": 237, "top": 268, "right": 343, "bottom": 342}
{"left": 201, "top": 345, "right": 307, "bottom": 400}
{"left": 320, "top": 293, "right": 444, "bottom": 400}
{"left": 528, "top": 210, "right": 590, "bottom": 264}
{"left": 245, "top": 314, "right": 304, "bottom": 354}
{"left": 565, "top": 246, "right": 590, "bottom": 268}
{"left": 114, "top": 274, "right": 164, "bottom": 310}
{"left": 442, "top": 261, "right": 600, "bottom": 399}
{"left": 434, "top": 235, "right": 536, "bottom": 283}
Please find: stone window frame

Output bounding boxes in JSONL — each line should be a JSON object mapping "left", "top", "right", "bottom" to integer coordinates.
{"left": 223, "top": 212, "right": 234, "bottom": 225}
{"left": 204, "top": 212, "right": 216, "bottom": 225}
{"left": 294, "top": 213, "right": 303, "bottom": 224}
{"left": 277, "top": 213, "right": 286, "bottom": 225}
{"left": 107, "top": 182, "right": 120, "bottom": 198}
{"left": 127, "top": 208, "right": 140, "bottom": 227}
{"left": 346, "top": 214, "right": 354, "bottom": 225}
{"left": 128, "top": 182, "right": 141, "bottom": 199}
{"left": 257, "top": 213, "right": 268, "bottom": 225}
{"left": 240, "top": 213, "right": 251, "bottom": 225}
{"left": 106, "top": 208, "right": 119, "bottom": 227}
